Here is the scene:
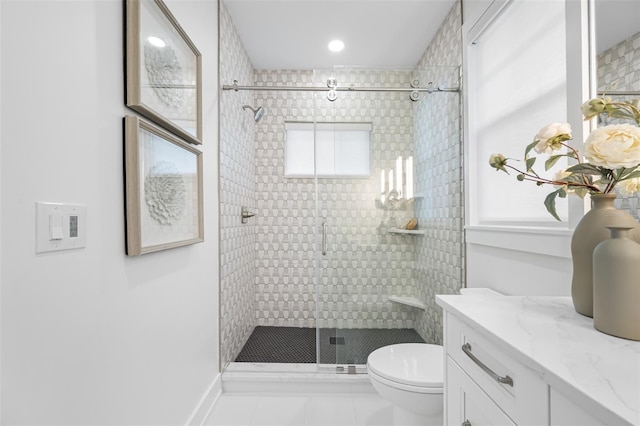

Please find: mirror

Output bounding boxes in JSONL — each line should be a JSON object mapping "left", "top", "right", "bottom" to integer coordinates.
{"left": 593, "top": 0, "right": 640, "bottom": 215}
{"left": 594, "top": 0, "right": 640, "bottom": 96}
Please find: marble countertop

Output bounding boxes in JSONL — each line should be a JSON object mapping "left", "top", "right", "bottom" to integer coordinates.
{"left": 436, "top": 295, "right": 640, "bottom": 425}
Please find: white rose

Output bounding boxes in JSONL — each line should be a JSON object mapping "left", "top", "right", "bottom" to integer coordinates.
{"left": 618, "top": 177, "right": 640, "bottom": 196}
{"left": 534, "top": 122, "right": 572, "bottom": 154}
{"left": 584, "top": 124, "right": 640, "bottom": 169}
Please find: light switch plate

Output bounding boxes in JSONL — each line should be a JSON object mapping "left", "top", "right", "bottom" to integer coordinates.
{"left": 35, "top": 202, "right": 87, "bottom": 253}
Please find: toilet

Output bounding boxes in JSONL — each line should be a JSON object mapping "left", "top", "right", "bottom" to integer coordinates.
{"left": 367, "top": 343, "right": 444, "bottom": 426}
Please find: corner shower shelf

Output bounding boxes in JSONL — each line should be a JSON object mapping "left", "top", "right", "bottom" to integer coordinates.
{"left": 387, "top": 228, "right": 425, "bottom": 235}
{"left": 388, "top": 296, "right": 426, "bottom": 310}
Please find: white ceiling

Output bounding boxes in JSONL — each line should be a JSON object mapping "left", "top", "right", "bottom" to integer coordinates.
{"left": 223, "top": 0, "right": 459, "bottom": 70}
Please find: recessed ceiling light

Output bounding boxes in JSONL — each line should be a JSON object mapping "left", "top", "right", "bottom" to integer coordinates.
{"left": 147, "top": 36, "right": 166, "bottom": 48}
{"left": 328, "top": 39, "right": 344, "bottom": 52}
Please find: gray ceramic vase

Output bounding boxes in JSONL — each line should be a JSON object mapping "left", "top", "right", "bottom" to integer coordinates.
{"left": 570, "top": 193, "right": 640, "bottom": 318}
{"left": 593, "top": 226, "right": 640, "bottom": 341}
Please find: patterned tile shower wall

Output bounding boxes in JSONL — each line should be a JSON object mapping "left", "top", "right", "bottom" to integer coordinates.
{"left": 219, "top": 1, "right": 464, "bottom": 363}
{"left": 253, "top": 71, "right": 317, "bottom": 328}
{"left": 219, "top": 3, "right": 257, "bottom": 369}
{"left": 597, "top": 31, "right": 640, "bottom": 93}
{"left": 412, "top": 2, "right": 464, "bottom": 345}
{"left": 253, "top": 69, "right": 420, "bottom": 330}
{"left": 597, "top": 31, "right": 640, "bottom": 219}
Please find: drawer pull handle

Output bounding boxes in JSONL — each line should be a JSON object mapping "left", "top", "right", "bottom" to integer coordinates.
{"left": 462, "top": 343, "right": 514, "bottom": 387}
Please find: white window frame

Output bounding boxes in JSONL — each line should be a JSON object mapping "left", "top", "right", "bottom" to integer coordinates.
{"left": 463, "top": 0, "right": 592, "bottom": 255}
{"left": 284, "top": 121, "right": 373, "bottom": 179}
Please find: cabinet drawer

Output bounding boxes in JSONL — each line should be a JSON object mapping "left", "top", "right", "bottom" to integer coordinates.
{"left": 445, "top": 313, "right": 548, "bottom": 425}
{"left": 447, "top": 356, "right": 516, "bottom": 426}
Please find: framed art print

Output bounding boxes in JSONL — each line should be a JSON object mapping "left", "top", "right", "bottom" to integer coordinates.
{"left": 124, "top": 115, "right": 203, "bottom": 256}
{"left": 126, "top": 0, "right": 202, "bottom": 145}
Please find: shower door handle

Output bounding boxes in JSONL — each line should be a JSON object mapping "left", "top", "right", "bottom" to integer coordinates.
{"left": 321, "top": 220, "right": 327, "bottom": 256}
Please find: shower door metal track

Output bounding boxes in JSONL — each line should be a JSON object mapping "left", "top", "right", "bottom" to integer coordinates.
{"left": 222, "top": 81, "right": 460, "bottom": 94}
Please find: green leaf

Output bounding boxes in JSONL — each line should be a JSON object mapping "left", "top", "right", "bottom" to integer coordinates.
{"left": 584, "top": 174, "right": 594, "bottom": 185}
{"left": 617, "top": 167, "right": 633, "bottom": 179}
{"left": 566, "top": 163, "right": 603, "bottom": 175}
{"left": 545, "top": 155, "right": 563, "bottom": 171}
{"left": 558, "top": 188, "right": 567, "bottom": 198}
{"left": 517, "top": 174, "right": 525, "bottom": 181}
{"left": 574, "top": 188, "right": 589, "bottom": 198}
{"left": 609, "top": 109, "right": 635, "bottom": 121}
{"left": 563, "top": 174, "right": 584, "bottom": 184}
{"left": 620, "top": 169, "right": 640, "bottom": 180}
{"left": 526, "top": 157, "right": 536, "bottom": 172}
{"left": 544, "top": 190, "right": 562, "bottom": 221}
{"left": 524, "top": 140, "right": 539, "bottom": 157}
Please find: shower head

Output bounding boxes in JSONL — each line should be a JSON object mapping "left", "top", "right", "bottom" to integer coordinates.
{"left": 242, "top": 105, "right": 265, "bottom": 123}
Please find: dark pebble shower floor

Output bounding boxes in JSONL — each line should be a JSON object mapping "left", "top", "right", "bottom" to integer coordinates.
{"left": 235, "top": 326, "right": 425, "bottom": 364}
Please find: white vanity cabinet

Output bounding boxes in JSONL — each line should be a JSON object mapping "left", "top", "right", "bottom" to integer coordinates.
{"left": 436, "top": 295, "right": 640, "bottom": 426}
{"left": 447, "top": 358, "right": 515, "bottom": 425}
{"left": 444, "top": 313, "right": 547, "bottom": 425}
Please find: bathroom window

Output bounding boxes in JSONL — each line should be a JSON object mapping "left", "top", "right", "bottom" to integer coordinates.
{"left": 284, "top": 122, "right": 372, "bottom": 177}
{"left": 466, "top": 0, "right": 569, "bottom": 225}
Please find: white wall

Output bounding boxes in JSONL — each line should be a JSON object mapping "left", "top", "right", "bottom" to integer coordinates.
{"left": 0, "top": 1, "right": 219, "bottom": 424}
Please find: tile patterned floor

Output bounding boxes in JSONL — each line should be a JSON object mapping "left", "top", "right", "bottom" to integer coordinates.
{"left": 235, "top": 326, "right": 424, "bottom": 364}
{"left": 205, "top": 393, "right": 392, "bottom": 426}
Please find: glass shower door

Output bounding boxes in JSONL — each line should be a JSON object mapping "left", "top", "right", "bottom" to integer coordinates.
{"left": 312, "top": 68, "right": 419, "bottom": 370}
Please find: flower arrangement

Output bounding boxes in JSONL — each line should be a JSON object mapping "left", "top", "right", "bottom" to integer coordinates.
{"left": 489, "top": 97, "right": 640, "bottom": 220}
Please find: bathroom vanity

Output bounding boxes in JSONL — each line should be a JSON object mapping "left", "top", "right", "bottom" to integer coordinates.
{"left": 436, "top": 295, "right": 640, "bottom": 425}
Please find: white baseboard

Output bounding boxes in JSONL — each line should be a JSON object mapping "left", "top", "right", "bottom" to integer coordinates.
{"left": 186, "top": 373, "right": 222, "bottom": 426}
{"left": 222, "top": 363, "right": 376, "bottom": 394}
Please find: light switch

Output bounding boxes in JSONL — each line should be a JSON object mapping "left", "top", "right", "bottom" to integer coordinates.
{"left": 36, "top": 202, "right": 87, "bottom": 253}
{"left": 49, "top": 214, "right": 64, "bottom": 240}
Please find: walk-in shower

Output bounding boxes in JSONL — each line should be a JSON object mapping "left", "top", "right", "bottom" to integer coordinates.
{"left": 219, "top": 66, "right": 462, "bottom": 372}
{"left": 218, "top": 0, "right": 464, "bottom": 375}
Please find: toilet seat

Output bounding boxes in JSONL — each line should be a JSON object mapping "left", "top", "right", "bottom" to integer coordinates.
{"left": 367, "top": 343, "right": 443, "bottom": 391}
{"left": 368, "top": 367, "right": 442, "bottom": 394}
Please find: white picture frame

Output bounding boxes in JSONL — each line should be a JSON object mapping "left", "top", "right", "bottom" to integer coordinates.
{"left": 124, "top": 115, "right": 203, "bottom": 256}
{"left": 126, "top": 0, "right": 203, "bottom": 145}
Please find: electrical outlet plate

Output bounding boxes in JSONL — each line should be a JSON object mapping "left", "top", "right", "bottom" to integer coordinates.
{"left": 35, "top": 202, "right": 87, "bottom": 253}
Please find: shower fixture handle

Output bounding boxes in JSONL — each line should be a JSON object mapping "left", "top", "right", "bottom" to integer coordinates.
{"left": 321, "top": 220, "right": 327, "bottom": 255}
{"left": 241, "top": 206, "right": 256, "bottom": 224}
